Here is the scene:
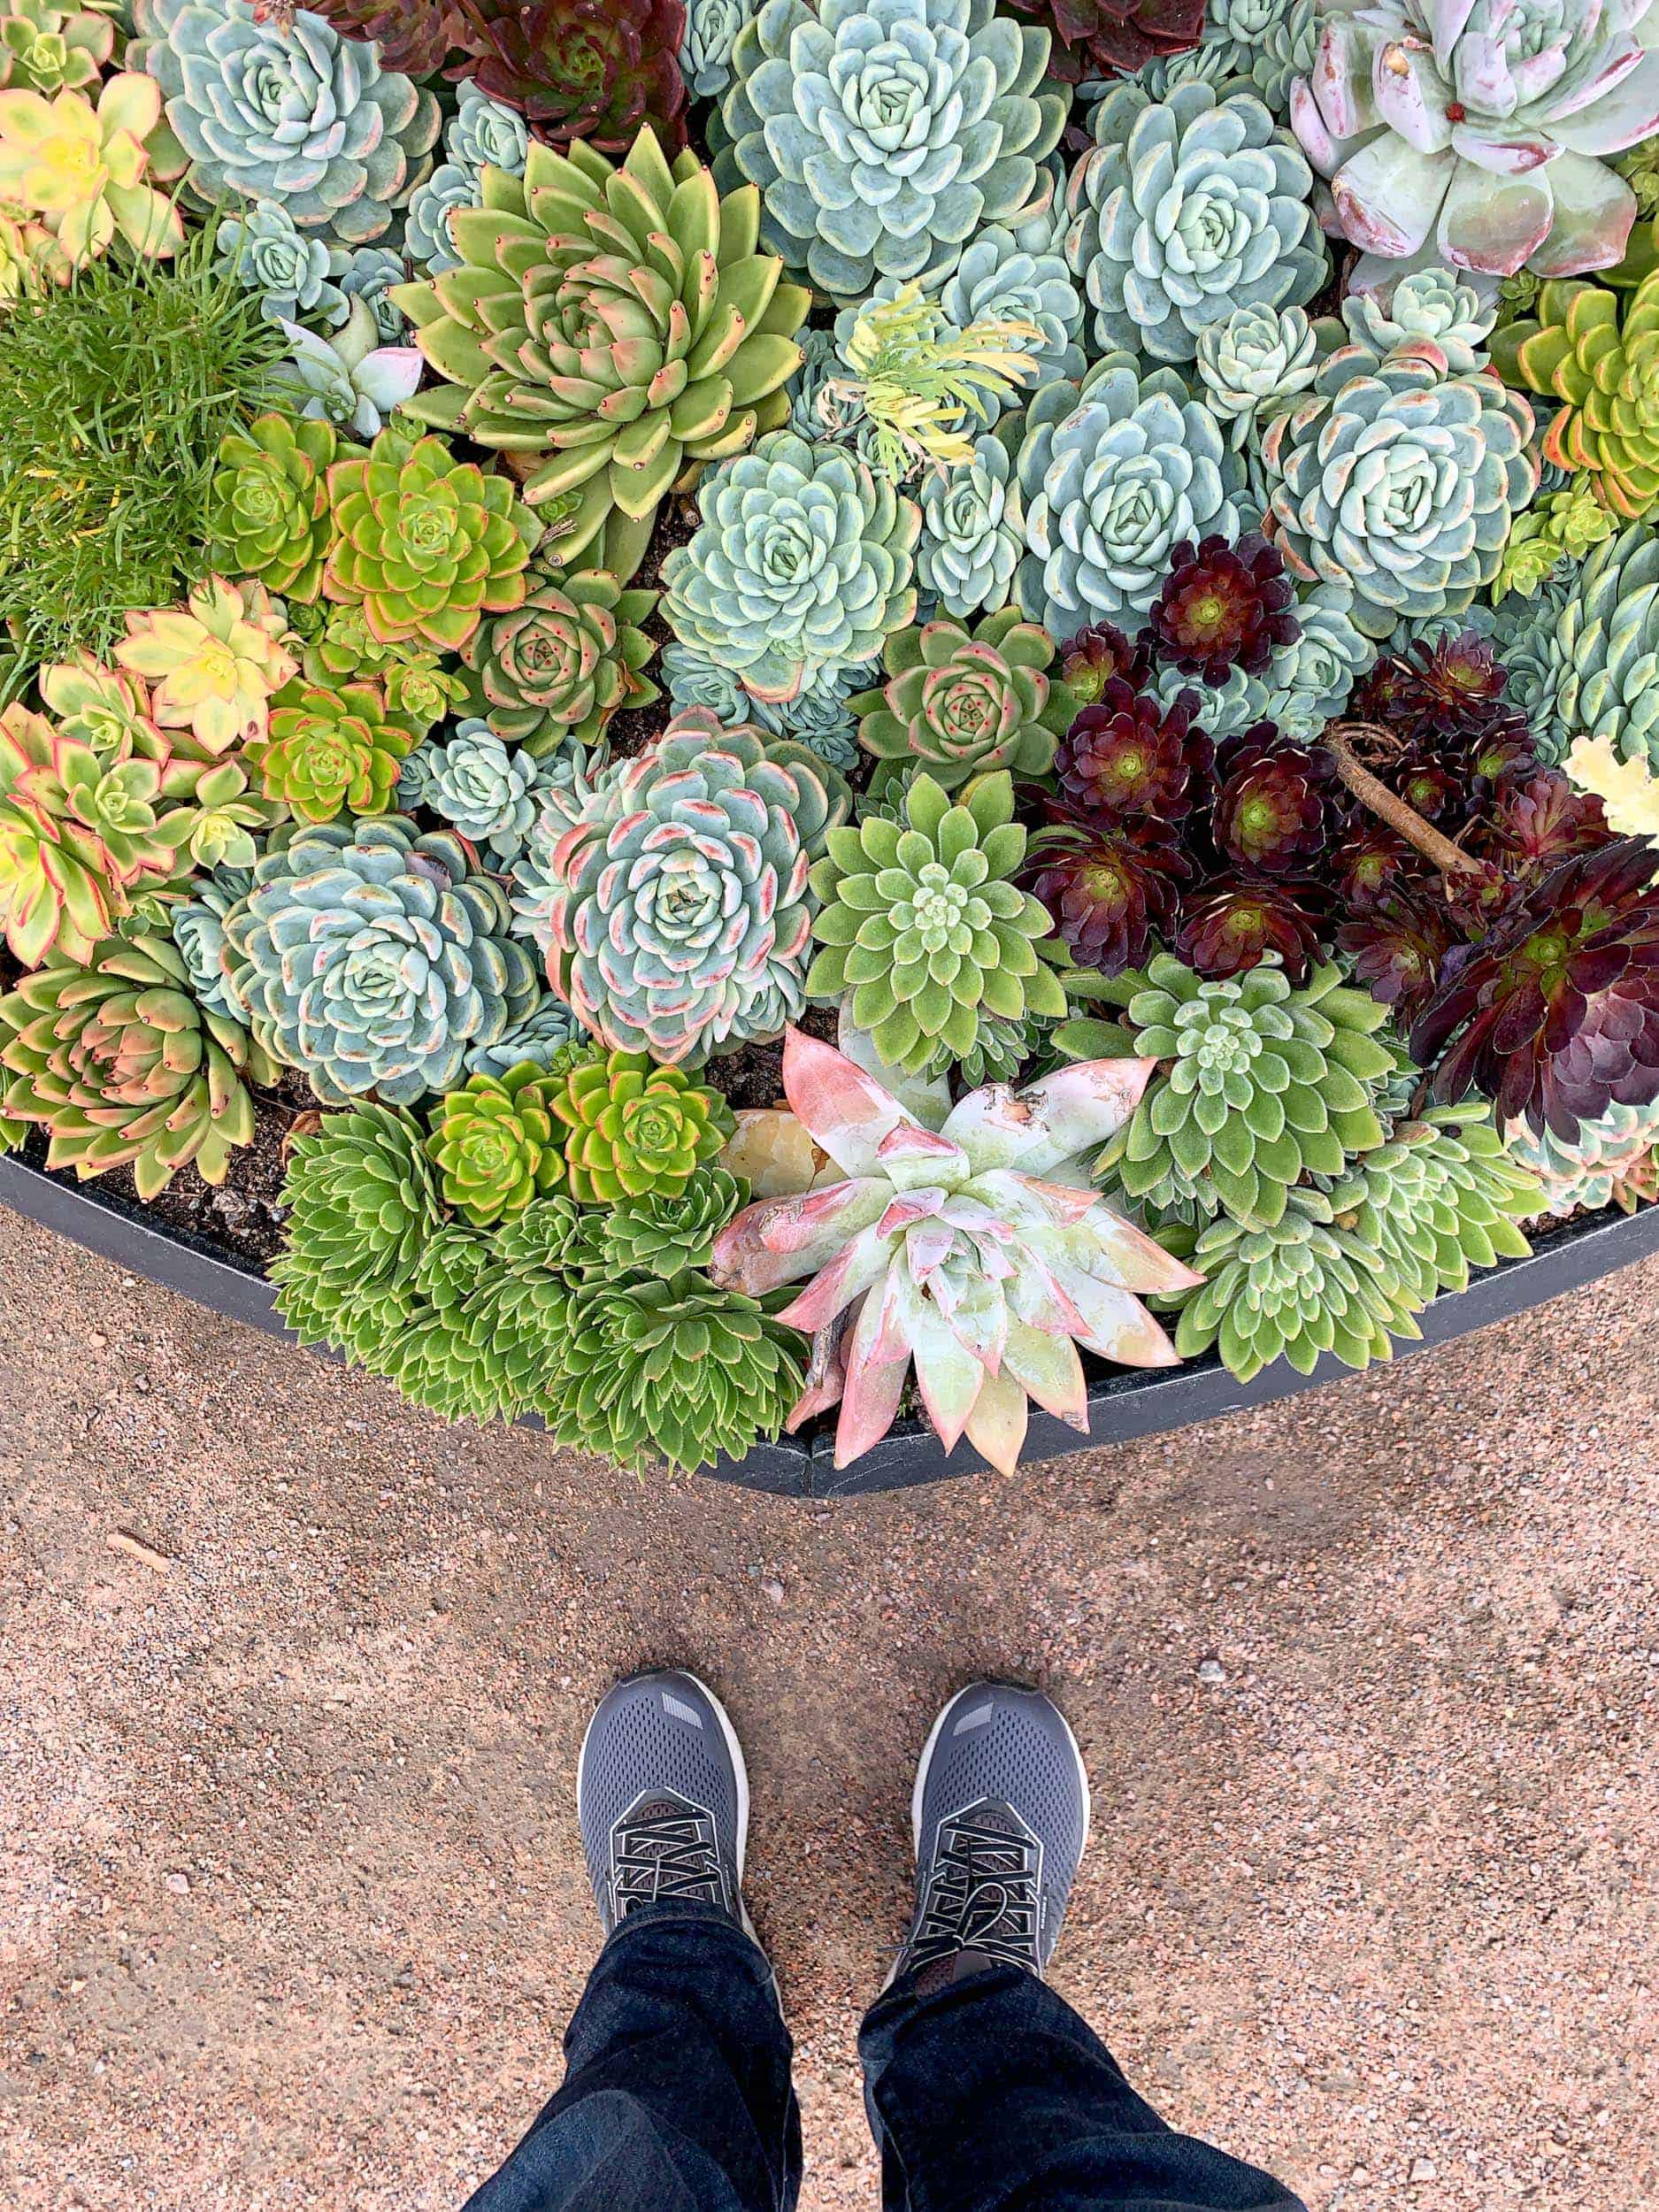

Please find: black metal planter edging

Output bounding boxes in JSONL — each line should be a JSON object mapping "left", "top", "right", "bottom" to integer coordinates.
{"left": 4, "top": 1146, "right": 1659, "bottom": 1498}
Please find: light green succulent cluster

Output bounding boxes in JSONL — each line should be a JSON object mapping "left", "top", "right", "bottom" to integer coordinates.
{"left": 1530, "top": 522, "right": 1659, "bottom": 769}
{"left": 807, "top": 770, "right": 1066, "bottom": 1076}
{"left": 850, "top": 609, "right": 1075, "bottom": 790}
{"left": 1503, "top": 1099, "right": 1659, "bottom": 1217}
{"left": 1334, "top": 1106, "right": 1538, "bottom": 1302}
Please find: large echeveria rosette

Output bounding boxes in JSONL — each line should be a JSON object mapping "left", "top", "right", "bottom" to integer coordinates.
{"left": 129, "top": 0, "right": 440, "bottom": 242}
{"left": 715, "top": 0, "right": 1065, "bottom": 301}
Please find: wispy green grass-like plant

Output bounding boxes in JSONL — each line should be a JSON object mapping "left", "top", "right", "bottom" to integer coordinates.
{"left": 0, "top": 227, "right": 286, "bottom": 688}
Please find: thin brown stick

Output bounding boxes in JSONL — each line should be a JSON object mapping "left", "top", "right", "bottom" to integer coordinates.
{"left": 1325, "top": 724, "right": 1484, "bottom": 879}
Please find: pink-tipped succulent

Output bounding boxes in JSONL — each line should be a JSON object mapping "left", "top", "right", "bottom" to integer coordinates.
{"left": 710, "top": 1026, "right": 1201, "bottom": 1475}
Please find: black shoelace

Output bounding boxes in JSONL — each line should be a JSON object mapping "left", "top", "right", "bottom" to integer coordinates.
{"left": 905, "top": 1808, "right": 1042, "bottom": 1973}
{"left": 611, "top": 1800, "right": 727, "bottom": 1919}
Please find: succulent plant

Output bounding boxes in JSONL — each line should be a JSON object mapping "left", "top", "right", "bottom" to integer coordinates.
{"left": 399, "top": 720, "right": 553, "bottom": 863}
{"left": 1053, "top": 679, "right": 1210, "bottom": 825}
{"left": 271, "top": 296, "right": 422, "bottom": 438}
{"left": 1530, "top": 523, "right": 1659, "bottom": 768}
{"left": 1338, "top": 892, "right": 1455, "bottom": 1029}
{"left": 1176, "top": 0, "right": 1315, "bottom": 118}
{"left": 0, "top": 0, "right": 113, "bottom": 95}
{"left": 749, "top": 664, "right": 875, "bottom": 772}
{"left": 460, "top": 568, "right": 657, "bottom": 754}
{"left": 711, "top": 1025, "right": 1199, "bottom": 1472}
{"left": 323, "top": 424, "right": 541, "bottom": 654}
{"left": 808, "top": 770, "right": 1065, "bottom": 1077}
{"left": 1002, "top": 0, "right": 1202, "bottom": 80}
{"left": 1344, "top": 265, "right": 1496, "bottom": 373}
{"left": 426, "top": 1061, "right": 563, "bottom": 1227}
{"left": 537, "top": 711, "right": 847, "bottom": 1065}
{"left": 223, "top": 818, "right": 538, "bottom": 1106}
{"left": 1015, "top": 354, "right": 1244, "bottom": 636}
{"left": 403, "top": 159, "right": 477, "bottom": 276}
{"left": 1172, "top": 1185, "right": 1418, "bottom": 1383}
{"left": 916, "top": 434, "right": 1025, "bottom": 621}
{"left": 1494, "top": 268, "right": 1659, "bottom": 520}
{"left": 460, "top": 0, "right": 687, "bottom": 150}
{"left": 1211, "top": 728, "right": 1340, "bottom": 877}
{"left": 0, "top": 705, "right": 134, "bottom": 964}
{"left": 828, "top": 275, "right": 1048, "bottom": 477}
{"left": 1262, "top": 338, "right": 1538, "bottom": 639}
{"left": 116, "top": 577, "right": 296, "bottom": 756}
{"left": 1192, "top": 302, "right": 1323, "bottom": 451}
{"left": 850, "top": 611, "right": 1073, "bottom": 793}
{"left": 131, "top": 0, "right": 439, "bottom": 242}
{"left": 269, "top": 1099, "right": 444, "bottom": 1347}
{"left": 680, "top": 0, "right": 753, "bottom": 96}
{"left": 938, "top": 225, "right": 1086, "bottom": 402}
{"left": 1494, "top": 480, "right": 1619, "bottom": 599}
{"left": 1066, "top": 81, "right": 1324, "bottom": 367}
{"left": 663, "top": 431, "right": 918, "bottom": 705}
{"left": 1023, "top": 809, "right": 1190, "bottom": 976}
{"left": 1289, "top": 0, "right": 1659, "bottom": 284}
{"left": 716, "top": 0, "right": 1064, "bottom": 301}
{"left": 244, "top": 679, "right": 419, "bottom": 824}
{"left": 545, "top": 1047, "right": 731, "bottom": 1203}
{"left": 1337, "top": 1105, "right": 1538, "bottom": 1303}
{"left": 463, "top": 991, "right": 580, "bottom": 1078}
{"left": 213, "top": 199, "right": 347, "bottom": 326}
{"left": 1092, "top": 954, "right": 1394, "bottom": 1227}
{"left": 0, "top": 73, "right": 183, "bottom": 268}
{"left": 0, "top": 932, "right": 273, "bottom": 1199}
{"left": 601, "top": 1164, "right": 748, "bottom": 1276}
{"left": 1148, "top": 533, "right": 1298, "bottom": 685}
{"left": 331, "top": 244, "right": 409, "bottom": 340}
{"left": 393, "top": 128, "right": 808, "bottom": 584}
{"left": 1412, "top": 837, "right": 1659, "bottom": 1141}
{"left": 1174, "top": 878, "right": 1324, "bottom": 984}
{"left": 445, "top": 81, "right": 528, "bottom": 176}
{"left": 169, "top": 871, "right": 250, "bottom": 1025}
{"left": 1504, "top": 1096, "right": 1659, "bottom": 1217}
{"left": 207, "top": 415, "right": 344, "bottom": 604}
{"left": 1262, "top": 582, "right": 1377, "bottom": 738}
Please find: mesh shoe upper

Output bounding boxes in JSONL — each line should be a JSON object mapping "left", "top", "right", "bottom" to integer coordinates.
{"left": 896, "top": 1683, "right": 1090, "bottom": 1983}
{"left": 578, "top": 1671, "right": 747, "bottom": 1939}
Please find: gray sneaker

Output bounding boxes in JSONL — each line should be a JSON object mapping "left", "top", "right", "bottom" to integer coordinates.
{"left": 577, "top": 1670, "right": 751, "bottom": 1941}
{"left": 891, "top": 1682, "right": 1091, "bottom": 1986}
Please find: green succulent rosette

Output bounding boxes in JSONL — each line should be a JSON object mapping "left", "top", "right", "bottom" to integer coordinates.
{"left": 426, "top": 1062, "right": 564, "bottom": 1228}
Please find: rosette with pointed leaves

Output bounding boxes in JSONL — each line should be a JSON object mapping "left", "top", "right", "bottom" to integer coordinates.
{"left": 711, "top": 1026, "right": 1200, "bottom": 1473}
{"left": 269, "top": 1100, "right": 444, "bottom": 1356}
{"left": 601, "top": 1164, "right": 747, "bottom": 1276}
{"left": 1016, "top": 354, "right": 1244, "bottom": 635}
{"left": 716, "top": 0, "right": 1064, "bottom": 302}
{"left": 1263, "top": 338, "right": 1538, "bottom": 639}
{"left": 1193, "top": 302, "right": 1322, "bottom": 451}
{"left": 0, "top": 933, "right": 273, "bottom": 1200}
{"left": 663, "top": 431, "right": 918, "bottom": 705}
{"left": 129, "top": 0, "right": 439, "bottom": 242}
{"left": 1023, "top": 809, "right": 1190, "bottom": 975}
{"left": 284, "top": 0, "right": 472, "bottom": 79}
{"left": 1494, "top": 268, "right": 1659, "bottom": 520}
{"left": 460, "top": 0, "right": 687, "bottom": 149}
{"left": 1002, "top": 0, "right": 1201, "bottom": 79}
{"left": 1148, "top": 534, "right": 1298, "bottom": 685}
{"left": 1289, "top": 0, "right": 1659, "bottom": 284}
{"left": 1172, "top": 1185, "right": 1418, "bottom": 1383}
{"left": 223, "top": 818, "right": 538, "bottom": 1107}
{"left": 403, "top": 160, "right": 475, "bottom": 275}
{"left": 214, "top": 200, "right": 347, "bottom": 326}
{"left": 1412, "top": 838, "right": 1659, "bottom": 1140}
{"left": 546, "top": 1048, "right": 731, "bottom": 1203}
{"left": 917, "top": 434, "right": 1025, "bottom": 620}
{"left": 1504, "top": 1096, "right": 1659, "bottom": 1217}
{"left": 207, "top": 415, "right": 344, "bottom": 604}
{"left": 1472, "top": 769, "right": 1614, "bottom": 889}
{"left": 1211, "top": 728, "right": 1341, "bottom": 877}
{"left": 808, "top": 771, "right": 1065, "bottom": 1077}
{"left": 1338, "top": 892, "right": 1455, "bottom": 1027}
{"left": 426, "top": 1061, "right": 562, "bottom": 1226}
{"left": 541, "top": 711, "right": 847, "bottom": 1065}
{"left": 850, "top": 611, "right": 1073, "bottom": 793}
{"left": 1065, "top": 81, "right": 1324, "bottom": 366}
{"left": 1174, "top": 879, "right": 1323, "bottom": 985}
{"left": 1336, "top": 1105, "right": 1537, "bottom": 1304}
{"left": 1058, "top": 623, "right": 1155, "bottom": 705}
{"left": 116, "top": 577, "right": 294, "bottom": 756}
{"left": 460, "top": 568, "right": 656, "bottom": 754}
{"left": 244, "top": 680, "right": 419, "bottom": 824}
{"left": 1094, "top": 954, "right": 1394, "bottom": 1227}
{"left": 1, "top": 705, "right": 131, "bottom": 965}
{"left": 0, "top": 0, "right": 113, "bottom": 94}
{"left": 1345, "top": 267, "right": 1496, "bottom": 374}
{"left": 323, "top": 424, "right": 541, "bottom": 654}
{"left": 393, "top": 129, "right": 808, "bottom": 584}
{"left": 1053, "top": 680, "right": 1210, "bottom": 825}
{"left": 169, "top": 871, "right": 251, "bottom": 1026}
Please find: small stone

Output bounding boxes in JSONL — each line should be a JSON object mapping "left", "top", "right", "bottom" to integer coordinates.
{"left": 165, "top": 1872, "right": 190, "bottom": 1895}
{"left": 763, "top": 1578, "right": 785, "bottom": 1606}
{"left": 1409, "top": 2158, "right": 1438, "bottom": 2185}
{"left": 1197, "top": 1656, "right": 1226, "bottom": 1686}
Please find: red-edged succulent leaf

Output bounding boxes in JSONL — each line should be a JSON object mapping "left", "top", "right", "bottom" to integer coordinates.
{"left": 306, "top": 0, "right": 477, "bottom": 72}
{"left": 1147, "top": 533, "right": 1297, "bottom": 685}
{"left": 1175, "top": 877, "right": 1325, "bottom": 985}
{"left": 1211, "top": 726, "right": 1340, "bottom": 877}
{"left": 457, "top": 0, "right": 687, "bottom": 147}
{"left": 1472, "top": 768, "right": 1614, "bottom": 887}
{"left": 1052, "top": 677, "right": 1212, "bottom": 823}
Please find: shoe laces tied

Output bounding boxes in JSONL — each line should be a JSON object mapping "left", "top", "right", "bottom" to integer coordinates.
{"left": 907, "top": 1807, "right": 1041, "bottom": 1973}
{"left": 611, "top": 1800, "right": 727, "bottom": 1919}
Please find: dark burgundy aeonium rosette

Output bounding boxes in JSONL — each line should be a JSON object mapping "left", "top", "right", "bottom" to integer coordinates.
{"left": 1211, "top": 725, "right": 1341, "bottom": 877}
{"left": 1147, "top": 532, "right": 1298, "bottom": 685}
{"left": 1176, "top": 878, "right": 1325, "bottom": 984}
{"left": 1053, "top": 678, "right": 1212, "bottom": 823}
{"left": 1022, "top": 806, "right": 1192, "bottom": 975}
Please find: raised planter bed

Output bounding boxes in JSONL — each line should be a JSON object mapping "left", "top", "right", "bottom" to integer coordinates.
{"left": 6, "top": 1150, "right": 1655, "bottom": 1500}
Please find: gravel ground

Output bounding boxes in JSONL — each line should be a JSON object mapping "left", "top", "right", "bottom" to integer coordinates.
{"left": 1, "top": 1206, "right": 1655, "bottom": 2211}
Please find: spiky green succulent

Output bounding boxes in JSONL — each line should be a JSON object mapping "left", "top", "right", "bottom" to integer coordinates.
{"left": 222, "top": 818, "right": 538, "bottom": 1107}
{"left": 130, "top": 0, "right": 439, "bottom": 242}
{"left": 1090, "top": 955, "right": 1395, "bottom": 1228}
{"left": 716, "top": 0, "right": 1065, "bottom": 302}
{"left": 1067, "top": 81, "right": 1324, "bottom": 366}
{"left": 245, "top": 679, "right": 419, "bottom": 823}
{"left": 207, "top": 414, "right": 345, "bottom": 604}
{"left": 0, "top": 933, "right": 273, "bottom": 1200}
{"left": 460, "top": 568, "right": 657, "bottom": 754}
{"left": 600, "top": 1164, "right": 749, "bottom": 1277}
{"left": 851, "top": 610, "right": 1074, "bottom": 791}
{"left": 917, "top": 432, "right": 1025, "bottom": 619}
{"left": 426, "top": 1061, "right": 563, "bottom": 1227}
{"left": 1171, "top": 1185, "right": 1421, "bottom": 1383}
{"left": 808, "top": 770, "right": 1066, "bottom": 1077}
{"left": 1530, "top": 521, "right": 1659, "bottom": 769}
{"left": 1503, "top": 1097, "right": 1659, "bottom": 1217}
{"left": 393, "top": 128, "right": 810, "bottom": 584}
{"left": 269, "top": 1101, "right": 444, "bottom": 1338}
{"left": 323, "top": 422, "right": 541, "bottom": 654}
{"left": 1335, "top": 1104, "right": 1538, "bottom": 1302}
{"left": 547, "top": 1048, "right": 733, "bottom": 1204}
{"left": 663, "top": 430, "right": 919, "bottom": 705}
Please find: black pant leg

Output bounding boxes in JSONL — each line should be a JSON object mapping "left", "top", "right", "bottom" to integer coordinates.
{"left": 858, "top": 1954, "right": 1306, "bottom": 2212}
{"left": 462, "top": 1901, "right": 802, "bottom": 2212}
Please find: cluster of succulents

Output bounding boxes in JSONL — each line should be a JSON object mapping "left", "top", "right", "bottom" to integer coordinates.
{"left": 9, "top": 0, "right": 1659, "bottom": 1481}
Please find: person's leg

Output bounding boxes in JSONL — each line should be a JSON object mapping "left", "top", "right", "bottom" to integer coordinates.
{"left": 858, "top": 1684, "right": 1305, "bottom": 2212}
{"left": 462, "top": 1671, "right": 802, "bottom": 2212}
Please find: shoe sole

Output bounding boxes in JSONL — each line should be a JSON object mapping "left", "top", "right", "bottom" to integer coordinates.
{"left": 577, "top": 1667, "right": 755, "bottom": 1939}
{"left": 910, "top": 1681, "right": 1093, "bottom": 1855}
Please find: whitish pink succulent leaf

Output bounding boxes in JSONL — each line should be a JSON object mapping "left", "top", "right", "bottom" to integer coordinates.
{"left": 963, "top": 1364, "right": 1029, "bottom": 1476}
{"left": 1547, "top": 37, "right": 1652, "bottom": 127}
{"left": 942, "top": 1058, "right": 1157, "bottom": 1179}
{"left": 897, "top": 1269, "right": 985, "bottom": 1453}
{"left": 833, "top": 1276, "right": 913, "bottom": 1468}
{"left": 1002, "top": 1321, "right": 1089, "bottom": 1432}
{"left": 1372, "top": 40, "right": 1455, "bottom": 154}
{"left": 710, "top": 1178, "right": 889, "bottom": 1294}
{"left": 872, "top": 1118, "right": 970, "bottom": 1193}
{"left": 1437, "top": 159, "right": 1554, "bottom": 270}
{"left": 1313, "top": 18, "right": 1381, "bottom": 142}
{"left": 781, "top": 1025, "right": 924, "bottom": 1177}
{"left": 834, "top": 1007, "right": 950, "bottom": 1129}
{"left": 1526, "top": 147, "right": 1639, "bottom": 273}
{"left": 1334, "top": 135, "right": 1455, "bottom": 256}
{"left": 773, "top": 1219, "right": 894, "bottom": 1333}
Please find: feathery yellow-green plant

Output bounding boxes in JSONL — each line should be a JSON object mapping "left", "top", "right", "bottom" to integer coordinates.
{"left": 833, "top": 283, "right": 1042, "bottom": 477}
